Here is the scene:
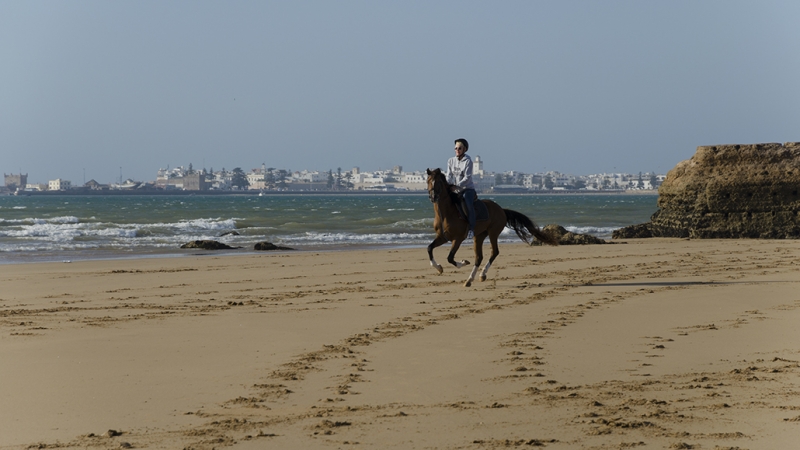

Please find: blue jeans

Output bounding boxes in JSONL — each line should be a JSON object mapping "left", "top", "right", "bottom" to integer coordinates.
{"left": 462, "top": 188, "right": 476, "bottom": 232}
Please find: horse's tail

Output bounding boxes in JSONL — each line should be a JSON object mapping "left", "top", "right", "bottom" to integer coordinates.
{"left": 503, "top": 209, "right": 559, "bottom": 246}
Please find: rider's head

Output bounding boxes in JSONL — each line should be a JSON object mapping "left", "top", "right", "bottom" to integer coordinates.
{"left": 454, "top": 138, "right": 468, "bottom": 159}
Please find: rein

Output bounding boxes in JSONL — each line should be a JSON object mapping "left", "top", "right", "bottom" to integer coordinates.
{"left": 428, "top": 172, "right": 450, "bottom": 205}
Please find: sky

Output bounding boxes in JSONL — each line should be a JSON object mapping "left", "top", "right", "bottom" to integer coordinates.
{"left": 2, "top": 1, "right": 799, "bottom": 184}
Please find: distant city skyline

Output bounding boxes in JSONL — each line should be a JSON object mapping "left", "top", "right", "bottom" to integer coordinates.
{"left": 3, "top": 2, "right": 799, "bottom": 183}
{"left": 6, "top": 157, "right": 665, "bottom": 187}
{"left": 4, "top": 160, "right": 664, "bottom": 194}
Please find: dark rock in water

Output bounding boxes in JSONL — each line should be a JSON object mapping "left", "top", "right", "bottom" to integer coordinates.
{"left": 180, "top": 240, "right": 238, "bottom": 250}
{"left": 219, "top": 231, "right": 240, "bottom": 237}
{"left": 254, "top": 241, "right": 294, "bottom": 251}
{"left": 533, "top": 224, "right": 607, "bottom": 245}
{"left": 614, "top": 142, "right": 800, "bottom": 239}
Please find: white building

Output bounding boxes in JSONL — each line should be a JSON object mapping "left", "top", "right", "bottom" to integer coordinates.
{"left": 292, "top": 170, "right": 326, "bottom": 183}
{"left": 210, "top": 170, "right": 232, "bottom": 190}
{"left": 247, "top": 171, "right": 265, "bottom": 190}
{"left": 473, "top": 155, "right": 485, "bottom": 176}
{"left": 401, "top": 172, "right": 425, "bottom": 184}
{"left": 25, "top": 183, "right": 47, "bottom": 191}
{"left": 48, "top": 179, "right": 71, "bottom": 191}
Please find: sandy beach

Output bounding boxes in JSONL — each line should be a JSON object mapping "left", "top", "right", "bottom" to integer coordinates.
{"left": 2, "top": 239, "right": 799, "bottom": 449}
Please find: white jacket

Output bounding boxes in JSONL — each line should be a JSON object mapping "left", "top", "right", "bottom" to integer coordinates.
{"left": 446, "top": 154, "right": 475, "bottom": 191}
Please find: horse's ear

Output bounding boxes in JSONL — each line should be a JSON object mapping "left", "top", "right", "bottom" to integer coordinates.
{"left": 426, "top": 168, "right": 432, "bottom": 175}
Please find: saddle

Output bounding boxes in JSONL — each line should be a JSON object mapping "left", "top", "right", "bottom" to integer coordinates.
{"left": 450, "top": 191, "right": 489, "bottom": 222}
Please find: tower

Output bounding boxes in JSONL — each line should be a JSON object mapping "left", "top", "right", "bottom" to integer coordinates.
{"left": 474, "top": 156, "right": 484, "bottom": 176}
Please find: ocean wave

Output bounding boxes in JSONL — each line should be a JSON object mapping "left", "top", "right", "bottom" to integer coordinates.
{"left": 391, "top": 218, "right": 434, "bottom": 229}
{"left": 0, "top": 216, "right": 80, "bottom": 225}
{"left": 176, "top": 217, "right": 238, "bottom": 231}
{"left": 0, "top": 217, "right": 238, "bottom": 242}
{"left": 564, "top": 225, "right": 618, "bottom": 238}
{"left": 276, "top": 231, "right": 432, "bottom": 246}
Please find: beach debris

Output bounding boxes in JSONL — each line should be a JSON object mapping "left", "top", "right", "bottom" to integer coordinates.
{"left": 180, "top": 240, "right": 239, "bottom": 250}
{"left": 532, "top": 224, "right": 607, "bottom": 245}
{"left": 254, "top": 241, "right": 294, "bottom": 251}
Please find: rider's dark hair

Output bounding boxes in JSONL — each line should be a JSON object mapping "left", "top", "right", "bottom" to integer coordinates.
{"left": 454, "top": 138, "right": 469, "bottom": 151}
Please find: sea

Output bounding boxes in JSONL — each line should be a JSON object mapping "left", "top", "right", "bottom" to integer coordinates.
{"left": 0, "top": 193, "right": 657, "bottom": 264}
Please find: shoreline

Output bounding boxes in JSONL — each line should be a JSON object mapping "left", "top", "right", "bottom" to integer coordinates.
{"left": 6, "top": 189, "right": 659, "bottom": 197}
{"left": 0, "top": 195, "right": 656, "bottom": 263}
{"left": 0, "top": 242, "right": 429, "bottom": 266}
{"left": 2, "top": 238, "right": 800, "bottom": 449}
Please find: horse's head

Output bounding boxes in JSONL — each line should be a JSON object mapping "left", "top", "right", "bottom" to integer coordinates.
{"left": 426, "top": 168, "right": 447, "bottom": 203}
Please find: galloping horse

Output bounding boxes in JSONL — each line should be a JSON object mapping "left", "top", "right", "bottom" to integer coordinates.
{"left": 426, "top": 168, "right": 558, "bottom": 287}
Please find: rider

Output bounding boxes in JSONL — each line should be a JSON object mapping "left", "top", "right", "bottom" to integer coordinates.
{"left": 446, "top": 138, "right": 477, "bottom": 239}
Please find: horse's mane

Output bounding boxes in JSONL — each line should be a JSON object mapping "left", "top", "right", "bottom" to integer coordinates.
{"left": 430, "top": 168, "right": 460, "bottom": 205}
{"left": 432, "top": 168, "right": 448, "bottom": 187}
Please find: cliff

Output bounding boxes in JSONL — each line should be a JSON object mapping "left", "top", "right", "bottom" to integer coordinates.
{"left": 614, "top": 142, "right": 800, "bottom": 239}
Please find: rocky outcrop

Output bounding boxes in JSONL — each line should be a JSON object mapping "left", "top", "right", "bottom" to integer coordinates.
{"left": 612, "top": 223, "right": 652, "bottom": 239}
{"left": 180, "top": 240, "right": 238, "bottom": 250}
{"left": 614, "top": 142, "right": 800, "bottom": 239}
{"left": 533, "top": 224, "right": 607, "bottom": 245}
{"left": 254, "top": 241, "right": 294, "bottom": 251}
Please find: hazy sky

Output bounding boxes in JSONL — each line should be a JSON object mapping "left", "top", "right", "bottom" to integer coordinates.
{"left": 2, "top": 1, "right": 799, "bottom": 184}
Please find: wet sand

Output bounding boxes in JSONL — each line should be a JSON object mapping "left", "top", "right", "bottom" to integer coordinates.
{"left": 1, "top": 239, "right": 799, "bottom": 449}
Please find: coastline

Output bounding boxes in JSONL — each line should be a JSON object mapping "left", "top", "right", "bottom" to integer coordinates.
{"left": 2, "top": 239, "right": 799, "bottom": 449}
{"left": 0, "top": 193, "right": 660, "bottom": 265}
{"left": 8, "top": 189, "right": 659, "bottom": 197}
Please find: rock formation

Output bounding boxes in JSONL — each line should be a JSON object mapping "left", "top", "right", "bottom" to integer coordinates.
{"left": 533, "top": 224, "right": 607, "bottom": 245}
{"left": 180, "top": 240, "right": 238, "bottom": 250}
{"left": 254, "top": 241, "right": 294, "bottom": 251}
{"left": 614, "top": 142, "right": 800, "bottom": 239}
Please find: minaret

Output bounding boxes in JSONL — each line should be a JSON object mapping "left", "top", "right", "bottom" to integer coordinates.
{"left": 474, "top": 155, "right": 484, "bottom": 176}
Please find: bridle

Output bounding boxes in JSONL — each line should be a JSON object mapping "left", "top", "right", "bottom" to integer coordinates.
{"left": 427, "top": 173, "right": 444, "bottom": 203}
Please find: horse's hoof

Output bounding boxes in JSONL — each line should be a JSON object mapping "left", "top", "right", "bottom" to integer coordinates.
{"left": 479, "top": 274, "right": 486, "bottom": 282}
{"left": 463, "top": 260, "right": 470, "bottom": 266}
{"left": 436, "top": 266, "right": 443, "bottom": 275}
{"left": 464, "top": 280, "right": 472, "bottom": 287}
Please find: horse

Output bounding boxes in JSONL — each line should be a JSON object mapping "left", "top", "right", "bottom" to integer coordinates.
{"left": 426, "top": 168, "right": 559, "bottom": 287}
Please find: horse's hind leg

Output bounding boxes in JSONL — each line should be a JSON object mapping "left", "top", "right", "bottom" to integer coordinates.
{"left": 480, "top": 232, "right": 500, "bottom": 282}
{"left": 427, "top": 235, "right": 448, "bottom": 274}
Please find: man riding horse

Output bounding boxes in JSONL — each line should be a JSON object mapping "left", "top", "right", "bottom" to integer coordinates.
{"left": 427, "top": 141, "right": 558, "bottom": 287}
{"left": 446, "top": 138, "right": 477, "bottom": 240}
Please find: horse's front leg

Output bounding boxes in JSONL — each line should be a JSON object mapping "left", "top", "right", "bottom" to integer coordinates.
{"left": 446, "top": 238, "right": 470, "bottom": 269}
{"left": 479, "top": 233, "right": 500, "bottom": 282}
{"left": 465, "top": 233, "right": 486, "bottom": 287}
{"left": 427, "top": 235, "right": 448, "bottom": 274}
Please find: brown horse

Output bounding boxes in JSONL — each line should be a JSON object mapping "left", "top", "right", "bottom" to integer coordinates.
{"left": 426, "top": 168, "right": 558, "bottom": 287}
